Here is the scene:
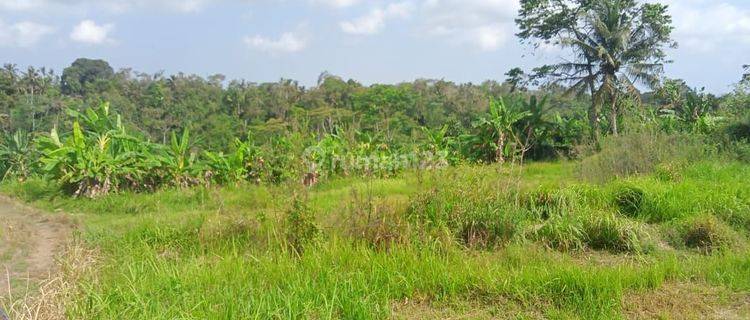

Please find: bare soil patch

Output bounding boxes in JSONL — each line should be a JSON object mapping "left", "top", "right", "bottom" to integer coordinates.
{"left": 0, "top": 195, "right": 74, "bottom": 297}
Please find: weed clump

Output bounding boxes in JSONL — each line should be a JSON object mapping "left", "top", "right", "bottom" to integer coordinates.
{"left": 614, "top": 185, "right": 646, "bottom": 218}
{"left": 670, "top": 215, "right": 743, "bottom": 254}
{"left": 198, "top": 213, "right": 263, "bottom": 246}
{"left": 583, "top": 214, "right": 649, "bottom": 253}
{"left": 521, "top": 188, "right": 571, "bottom": 220}
{"left": 654, "top": 162, "right": 683, "bottom": 182}
{"left": 531, "top": 213, "right": 650, "bottom": 253}
{"left": 578, "top": 130, "right": 710, "bottom": 182}
{"left": 530, "top": 215, "right": 585, "bottom": 252}
{"left": 459, "top": 213, "right": 519, "bottom": 249}
{"left": 407, "top": 187, "right": 525, "bottom": 250}
{"left": 344, "top": 190, "right": 409, "bottom": 250}
{"left": 285, "top": 197, "right": 319, "bottom": 256}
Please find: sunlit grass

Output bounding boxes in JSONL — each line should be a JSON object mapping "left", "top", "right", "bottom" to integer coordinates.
{"left": 3, "top": 160, "right": 750, "bottom": 318}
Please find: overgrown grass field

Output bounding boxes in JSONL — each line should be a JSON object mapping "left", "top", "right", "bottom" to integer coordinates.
{"left": 3, "top": 157, "right": 750, "bottom": 319}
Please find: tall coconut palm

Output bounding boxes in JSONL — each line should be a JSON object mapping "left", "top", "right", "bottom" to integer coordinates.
{"left": 518, "top": 0, "right": 676, "bottom": 138}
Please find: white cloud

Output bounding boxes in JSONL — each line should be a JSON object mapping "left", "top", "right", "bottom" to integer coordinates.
{"left": 418, "top": 0, "right": 519, "bottom": 50}
{"left": 475, "top": 25, "right": 508, "bottom": 51}
{"left": 0, "top": 0, "right": 211, "bottom": 13}
{"left": 244, "top": 31, "right": 308, "bottom": 54}
{"left": 102, "top": 0, "right": 210, "bottom": 13}
{"left": 0, "top": 0, "right": 46, "bottom": 10}
{"left": 70, "top": 20, "right": 114, "bottom": 44}
{"left": 340, "top": 1, "right": 414, "bottom": 35}
{"left": 661, "top": 0, "right": 750, "bottom": 52}
{"left": 0, "top": 19, "right": 54, "bottom": 47}
{"left": 310, "top": 0, "right": 360, "bottom": 8}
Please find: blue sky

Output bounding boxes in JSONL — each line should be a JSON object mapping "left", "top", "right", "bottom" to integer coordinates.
{"left": 1, "top": 0, "right": 749, "bottom": 93}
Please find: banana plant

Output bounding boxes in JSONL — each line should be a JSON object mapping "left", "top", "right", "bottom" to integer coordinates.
{"left": 305, "top": 133, "right": 347, "bottom": 177}
{"left": 38, "top": 123, "right": 123, "bottom": 197}
{"left": 475, "top": 97, "right": 530, "bottom": 163}
{"left": 37, "top": 103, "right": 159, "bottom": 197}
{"left": 421, "top": 124, "right": 459, "bottom": 165}
{"left": 203, "top": 135, "right": 262, "bottom": 184}
{"left": 421, "top": 125, "right": 451, "bottom": 153}
{"left": 0, "top": 130, "right": 36, "bottom": 181}
{"left": 159, "top": 128, "right": 199, "bottom": 188}
{"left": 657, "top": 89, "right": 722, "bottom": 134}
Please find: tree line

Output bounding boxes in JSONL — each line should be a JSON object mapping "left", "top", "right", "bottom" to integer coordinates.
{"left": 1, "top": 0, "right": 749, "bottom": 196}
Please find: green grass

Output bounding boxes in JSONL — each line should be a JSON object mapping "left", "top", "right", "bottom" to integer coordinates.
{"left": 3, "top": 160, "right": 750, "bottom": 319}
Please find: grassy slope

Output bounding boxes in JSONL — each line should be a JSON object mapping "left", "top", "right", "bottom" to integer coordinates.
{"left": 2, "top": 161, "right": 750, "bottom": 319}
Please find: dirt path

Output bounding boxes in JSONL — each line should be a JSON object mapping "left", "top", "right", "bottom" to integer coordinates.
{"left": 0, "top": 195, "right": 73, "bottom": 298}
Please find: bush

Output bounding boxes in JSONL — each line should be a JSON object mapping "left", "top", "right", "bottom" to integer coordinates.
{"left": 669, "top": 215, "right": 743, "bottom": 254}
{"left": 342, "top": 191, "right": 409, "bottom": 250}
{"left": 653, "top": 162, "right": 683, "bottom": 182}
{"left": 284, "top": 197, "right": 319, "bottom": 256}
{"left": 407, "top": 186, "right": 528, "bottom": 250}
{"left": 530, "top": 215, "right": 585, "bottom": 252}
{"left": 722, "top": 114, "right": 750, "bottom": 142}
{"left": 613, "top": 185, "right": 646, "bottom": 218}
{"left": 521, "top": 188, "right": 573, "bottom": 220}
{"left": 578, "top": 130, "right": 711, "bottom": 183}
{"left": 583, "top": 214, "right": 649, "bottom": 253}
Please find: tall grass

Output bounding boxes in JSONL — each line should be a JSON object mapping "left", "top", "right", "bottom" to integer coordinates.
{"left": 3, "top": 157, "right": 750, "bottom": 318}
{"left": 578, "top": 129, "right": 715, "bottom": 183}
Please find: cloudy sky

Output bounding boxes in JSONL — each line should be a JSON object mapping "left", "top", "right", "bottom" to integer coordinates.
{"left": 1, "top": 0, "right": 748, "bottom": 93}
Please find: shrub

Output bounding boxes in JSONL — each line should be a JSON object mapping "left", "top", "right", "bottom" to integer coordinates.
{"left": 342, "top": 191, "right": 409, "bottom": 250}
{"left": 530, "top": 215, "right": 585, "bottom": 252}
{"left": 521, "top": 188, "right": 574, "bottom": 220}
{"left": 578, "top": 130, "right": 711, "bottom": 183}
{"left": 722, "top": 114, "right": 750, "bottom": 142}
{"left": 653, "top": 162, "right": 682, "bottom": 182}
{"left": 583, "top": 214, "right": 649, "bottom": 253}
{"left": 669, "top": 215, "right": 743, "bottom": 254}
{"left": 613, "top": 185, "right": 646, "bottom": 218}
{"left": 284, "top": 196, "right": 319, "bottom": 256}
{"left": 407, "top": 185, "right": 528, "bottom": 250}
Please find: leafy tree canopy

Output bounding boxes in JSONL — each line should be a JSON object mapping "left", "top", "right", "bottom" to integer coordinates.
{"left": 61, "top": 58, "right": 114, "bottom": 96}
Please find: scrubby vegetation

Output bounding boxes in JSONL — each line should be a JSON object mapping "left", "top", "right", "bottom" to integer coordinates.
{"left": 2, "top": 0, "right": 750, "bottom": 318}
{"left": 3, "top": 157, "right": 750, "bottom": 318}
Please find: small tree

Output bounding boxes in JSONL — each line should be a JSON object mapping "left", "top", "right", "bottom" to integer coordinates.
{"left": 476, "top": 97, "right": 530, "bottom": 163}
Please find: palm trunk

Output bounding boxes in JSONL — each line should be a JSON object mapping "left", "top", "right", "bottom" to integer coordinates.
{"left": 610, "top": 92, "right": 618, "bottom": 136}
{"left": 588, "top": 83, "right": 600, "bottom": 142}
{"left": 585, "top": 65, "right": 600, "bottom": 143}
{"left": 496, "top": 131, "right": 506, "bottom": 164}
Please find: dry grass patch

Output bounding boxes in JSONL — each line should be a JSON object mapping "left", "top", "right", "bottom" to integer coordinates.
{"left": 622, "top": 282, "right": 750, "bottom": 320}
{"left": 390, "top": 296, "right": 547, "bottom": 320}
{"left": 1, "top": 242, "right": 98, "bottom": 320}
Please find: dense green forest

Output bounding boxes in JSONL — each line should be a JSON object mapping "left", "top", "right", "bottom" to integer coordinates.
{"left": 1, "top": 56, "right": 749, "bottom": 195}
